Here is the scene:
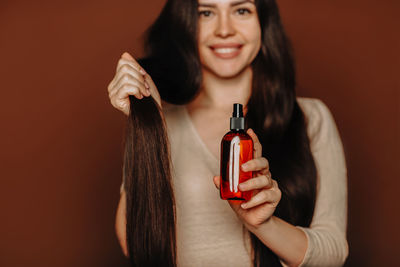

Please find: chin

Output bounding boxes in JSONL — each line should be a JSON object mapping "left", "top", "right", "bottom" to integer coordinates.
{"left": 207, "top": 65, "right": 248, "bottom": 79}
{"left": 216, "top": 71, "right": 242, "bottom": 79}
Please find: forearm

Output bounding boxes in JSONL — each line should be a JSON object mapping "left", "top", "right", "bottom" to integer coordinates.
{"left": 244, "top": 216, "right": 307, "bottom": 267}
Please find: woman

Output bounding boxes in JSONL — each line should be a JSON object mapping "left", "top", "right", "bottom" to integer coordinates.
{"left": 108, "top": 0, "right": 348, "bottom": 266}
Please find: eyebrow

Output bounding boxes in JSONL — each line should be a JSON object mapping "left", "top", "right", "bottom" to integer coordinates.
{"left": 198, "top": 0, "right": 255, "bottom": 8}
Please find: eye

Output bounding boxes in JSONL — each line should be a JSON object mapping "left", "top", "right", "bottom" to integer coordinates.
{"left": 236, "top": 8, "right": 251, "bottom": 15}
{"left": 198, "top": 10, "right": 213, "bottom": 17}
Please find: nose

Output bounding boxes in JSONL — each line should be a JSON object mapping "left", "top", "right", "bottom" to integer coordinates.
{"left": 214, "top": 13, "right": 235, "bottom": 38}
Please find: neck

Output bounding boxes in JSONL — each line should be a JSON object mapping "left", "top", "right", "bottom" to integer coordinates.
{"left": 188, "top": 66, "right": 253, "bottom": 113}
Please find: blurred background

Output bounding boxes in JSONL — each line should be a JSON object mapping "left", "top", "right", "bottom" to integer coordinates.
{"left": 0, "top": 0, "right": 398, "bottom": 266}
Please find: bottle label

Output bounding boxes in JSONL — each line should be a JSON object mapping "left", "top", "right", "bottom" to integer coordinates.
{"left": 229, "top": 136, "right": 241, "bottom": 193}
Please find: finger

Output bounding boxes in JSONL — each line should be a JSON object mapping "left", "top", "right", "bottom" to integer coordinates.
{"left": 112, "top": 84, "right": 144, "bottom": 107}
{"left": 111, "top": 72, "right": 149, "bottom": 97}
{"left": 241, "top": 157, "right": 269, "bottom": 174}
{"left": 117, "top": 54, "right": 161, "bottom": 107}
{"left": 113, "top": 63, "right": 146, "bottom": 88}
{"left": 109, "top": 52, "right": 147, "bottom": 93}
{"left": 247, "top": 128, "right": 262, "bottom": 158}
{"left": 240, "top": 188, "right": 280, "bottom": 209}
{"left": 143, "top": 71, "right": 156, "bottom": 92}
{"left": 142, "top": 72, "right": 162, "bottom": 107}
{"left": 238, "top": 174, "right": 272, "bottom": 191}
{"left": 111, "top": 75, "right": 147, "bottom": 99}
{"left": 120, "top": 52, "right": 149, "bottom": 79}
{"left": 115, "top": 59, "right": 150, "bottom": 92}
{"left": 213, "top": 175, "right": 221, "bottom": 189}
{"left": 119, "top": 52, "right": 142, "bottom": 71}
{"left": 110, "top": 84, "right": 144, "bottom": 115}
{"left": 122, "top": 52, "right": 134, "bottom": 61}
{"left": 110, "top": 59, "right": 141, "bottom": 92}
{"left": 116, "top": 58, "right": 140, "bottom": 75}
{"left": 108, "top": 59, "right": 135, "bottom": 94}
{"left": 110, "top": 94, "right": 130, "bottom": 115}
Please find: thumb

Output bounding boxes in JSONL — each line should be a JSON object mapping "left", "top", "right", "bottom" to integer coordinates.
{"left": 213, "top": 175, "right": 221, "bottom": 190}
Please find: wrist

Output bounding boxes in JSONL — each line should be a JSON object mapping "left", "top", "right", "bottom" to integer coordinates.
{"left": 244, "top": 215, "right": 276, "bottom": 234}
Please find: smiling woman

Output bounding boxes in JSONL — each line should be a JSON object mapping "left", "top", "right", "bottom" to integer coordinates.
{"left": 109, "top": 0, "right": 348, "bottom": 266}
{"left": 197, "top": 0, "right": 261, "bottom": 78}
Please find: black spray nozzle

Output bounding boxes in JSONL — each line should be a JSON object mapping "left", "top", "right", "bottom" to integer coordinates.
{"left": 230, "top": 103, "right": 245, "bottom": 130}
{"left": 232, "top": 103, "right": 243, "bottom": 118}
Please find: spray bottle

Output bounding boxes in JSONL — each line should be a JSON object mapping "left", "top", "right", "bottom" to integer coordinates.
{"left": 220, "top": 103, "right": 253, "bottom": 201}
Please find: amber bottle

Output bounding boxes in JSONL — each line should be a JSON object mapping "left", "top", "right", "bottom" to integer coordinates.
{"left": 220, "top": 103, "right": 253, "bottom": 201}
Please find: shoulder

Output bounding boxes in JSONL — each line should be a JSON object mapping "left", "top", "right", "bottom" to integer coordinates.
{"left": 296, "top": 97, "right": 341, "bottom": 151}
{"left": 296, "top": 96, "right": 333, "bottom": 126}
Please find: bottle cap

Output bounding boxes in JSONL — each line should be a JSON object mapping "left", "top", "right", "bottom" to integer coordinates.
{"left": 232, "top": 103, "right": 243, "bottom": 117}
{"left": 230, "top": 103, "right": 244, "bottom": 130}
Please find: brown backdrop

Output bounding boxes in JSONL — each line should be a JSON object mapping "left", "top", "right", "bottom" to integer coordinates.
{"left": 0, "top": 0, "right": 398, "bottom": 266}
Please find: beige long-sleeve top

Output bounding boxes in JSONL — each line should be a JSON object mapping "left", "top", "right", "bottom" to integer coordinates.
{"left": 120, "top": 97, "right": 348, "bottom": 266}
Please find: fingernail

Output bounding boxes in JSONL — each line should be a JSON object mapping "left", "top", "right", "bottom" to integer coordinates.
{"left": 241, "top": 203, "right": 247, "bottom": 209}
{"left": 144, "top": 81, "right": 149, "bottom": 88}
{"left": 241, "top": 163, "right": 248, "bottom": 170}
{"left": 239, "top": 184, "right": 246, "bottom": 190}
{"left": 139, "top": 68, "right": 146, "bottom": 75}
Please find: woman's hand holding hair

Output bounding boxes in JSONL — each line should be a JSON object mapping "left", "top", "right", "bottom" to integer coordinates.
{"left": 213, "top": 128, "right": 282, "bottom": 229}
{"left": 107, "top": 52, "right": 162, "bottom": 115}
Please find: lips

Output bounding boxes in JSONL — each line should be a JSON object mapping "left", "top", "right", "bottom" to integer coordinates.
{"left": 209, "top": 43, "right": 243, "bottom": 59}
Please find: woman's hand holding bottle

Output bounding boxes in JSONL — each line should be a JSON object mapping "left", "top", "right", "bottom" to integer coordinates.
{"left": 213, "top": 128, "right": 282, "bottom": 229}
{"left": 107, "top": 52, "right": 161, "bottom": 115}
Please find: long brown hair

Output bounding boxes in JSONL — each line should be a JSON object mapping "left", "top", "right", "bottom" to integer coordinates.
{"left": 124, "top": 0, "right": 317, "bottom": 266}
{"left": 123, "top": 96, "right": 176, "bottom": 266}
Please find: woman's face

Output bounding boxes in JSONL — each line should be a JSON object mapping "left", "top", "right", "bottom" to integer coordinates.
{"left": 197, "top": 0, "right": 261, "bottom": 79}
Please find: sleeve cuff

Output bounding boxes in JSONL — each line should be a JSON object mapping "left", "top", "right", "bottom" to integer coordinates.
{"left": 296, "top": 226, "right": 312, "bottom": 267}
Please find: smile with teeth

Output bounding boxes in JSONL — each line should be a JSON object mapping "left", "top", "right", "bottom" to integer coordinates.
{"left": 210, "top": 45, "right": 243, "bottom": 59}
{"left": 214, "top": 47, "right": 239, "bottom": 54}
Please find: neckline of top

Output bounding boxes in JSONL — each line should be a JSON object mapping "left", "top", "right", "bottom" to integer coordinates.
{"left": 181, "top": 105, "right": 220, "bottom": 164}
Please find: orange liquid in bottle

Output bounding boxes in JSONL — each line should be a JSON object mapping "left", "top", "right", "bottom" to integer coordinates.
{"left": 219, "top": 102, "right": 254, "bottom": 201}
